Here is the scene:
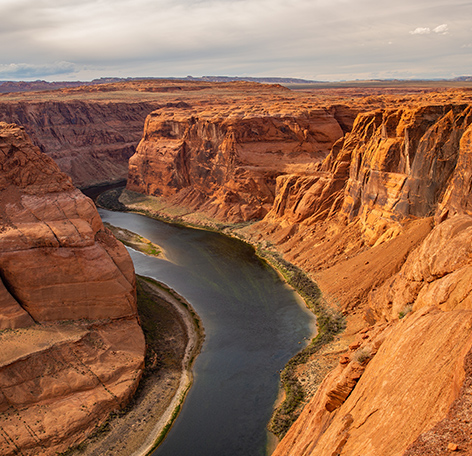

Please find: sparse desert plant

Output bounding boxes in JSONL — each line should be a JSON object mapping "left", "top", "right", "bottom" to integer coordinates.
{"left": 354, "top": 346, "right": 372, "bottom": 364}
{"left": 398, "top": 304, "right": 413, "bottom": 319}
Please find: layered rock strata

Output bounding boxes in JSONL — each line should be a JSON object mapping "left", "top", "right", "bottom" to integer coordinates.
{"left": 255, "top": 103, "right": 472, "bottom": 308}
{"left": 127, "top": 103, "right": 354, "bottom": 222}
{"left": 272, "top": 214, "right": 472, "bottom": 456}
{"left": 0, "top": 122, "right": 145, "bottom": 455}
{"left": 0, "top": 79, "right": 304, "bottom": 188}
{"left": 267, "top": 103, "right": 472, "bottom": 455}
{"left": 0, "top": 100, "right": 160, "bottom": 188}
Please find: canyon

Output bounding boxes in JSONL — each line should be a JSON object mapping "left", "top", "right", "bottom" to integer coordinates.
{"left": 2, "top": 79, "right": 472, "bottom": 455}
{"left": 0, "top": 122, "right": 145, "bottom": 455}
{"left": 121, "top": 83, "right": 472, "bottom": 455}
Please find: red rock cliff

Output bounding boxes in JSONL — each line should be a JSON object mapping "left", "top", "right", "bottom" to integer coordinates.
{"left": 0, "top": 99, "right": 160, "bottom": 188}
{"left": 127, "top": 102, "right": 353, "bottom": 222}
{"left": 0, "top": 122, "right": 145, "bottom": 455}
{"left": 268, "top": 103, "right": 472, "bottom": 455}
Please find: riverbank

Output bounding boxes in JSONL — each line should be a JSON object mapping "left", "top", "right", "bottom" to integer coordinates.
{"left": 97, "top": 188, "right": 346, "bottom": 440}
{"left": 62, "top": 275, "right": 204, "bottom": 456}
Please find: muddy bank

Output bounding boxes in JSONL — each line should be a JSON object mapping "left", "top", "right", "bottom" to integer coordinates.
{"left": 62, "top": 275, "right": 204, "bottom": 456}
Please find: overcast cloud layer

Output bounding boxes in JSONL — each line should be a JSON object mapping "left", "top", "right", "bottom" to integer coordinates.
{"left": 1, "top": 0, "right": 471, "bottom": 81}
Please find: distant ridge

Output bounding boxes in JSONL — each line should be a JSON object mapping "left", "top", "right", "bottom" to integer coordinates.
{"left": 0, "top": 76, "right": 319, "bottom": 94}
{"left": 192, "top": 76, "right": 320, "bottom": 84}
{"left": 1, "top": 75, "right": 472, "bottom": 94}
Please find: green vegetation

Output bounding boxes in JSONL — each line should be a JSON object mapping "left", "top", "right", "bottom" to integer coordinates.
{"left": 58, "top": 275, "right": 204, "bottom": 456}
{"left": 97, "top": 186, "right": 343, "bottom": 440}
{"left": 398, "top": 304, "right": 413, "bottom": 319}
{"left": 136, "top": 276, "right": 204, "bottom": 453}
{"left": 353, "top": 347, "right": 372, "bottom": 364}
{"left": 258, "top": 248, "right": 346, "bottom": 438}
{"left": 96, "top": 188, "right": 127, "bottom": 211}
{"left": 104, "top": 223, "right": 162, "bottom": 258}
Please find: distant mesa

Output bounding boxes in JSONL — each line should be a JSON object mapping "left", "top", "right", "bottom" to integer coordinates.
{"left": 2, "top": 75, "right": 472, "bottom": 94}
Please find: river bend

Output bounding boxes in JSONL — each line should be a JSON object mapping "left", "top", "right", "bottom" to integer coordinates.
{"left": 98, "top": 209, "right": 316, "bottom": 456}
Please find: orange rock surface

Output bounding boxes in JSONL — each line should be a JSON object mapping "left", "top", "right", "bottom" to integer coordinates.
{"left": 0, "top": 123, "right": 145, "bottom": 455}
{"left": 3, "top": 81, "right": 472, "bottom": 455}
{"left": 0, "top": 98, "right": 161, "bottom": 188}
{"left": 127, "top": 102, "right": 349, "bottom": 222}
{"left": 273, "top": 307, "right": 472, "bottom": 456}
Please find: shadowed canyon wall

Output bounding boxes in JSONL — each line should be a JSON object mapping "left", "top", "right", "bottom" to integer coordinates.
{"left": 0, "top": 122, "right": 145, "bottom": 455}
{"left": 127, "top": 92, "right": 472, "bottom": 455}
{"left": 0, "top": 100, "right": 160, "bottom": 188}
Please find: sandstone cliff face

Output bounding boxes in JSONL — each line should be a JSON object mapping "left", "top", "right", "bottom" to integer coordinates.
{"left": 0, "top": 123, "right": 145, "bottom": 455}
{"left": 127, "top": 104, "right": 351, "bottom": 222}
{"left": 0, "top": 100, "right": 160, "bottom": 188}
{"left": 249, "top": 104, "right": 472, "bottom": 310}
{"left": 273, "top": 213, "right": 472, "bottom": 456}
{"left": 261, "top": 103, "right": 472, "bottom": 245}
{"left": 273, "top": 304, "right": 472, "bottom": 456}
{"left": 266, "top": 103, "right": 472, "bottom": 455}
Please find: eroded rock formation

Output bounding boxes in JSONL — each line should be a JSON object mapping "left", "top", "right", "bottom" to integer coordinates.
{"left": 267, "top": 102, "right": 472, "bottom": 456}
{"left": 0, "top": 122, "right": 145, "bottom": 455}
{"left": 127, "top": 102, "right": 357, "bottom": 222}
{"left": 0, "top": 100, "right": 160, "bottom": 188}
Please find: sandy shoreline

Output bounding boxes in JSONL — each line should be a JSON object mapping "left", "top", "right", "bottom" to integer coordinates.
{"left": 129, "top": 278, "right": 203, "bottom": 456}
{"left": 65, "top": 276, "right": 204, "bottom": 456}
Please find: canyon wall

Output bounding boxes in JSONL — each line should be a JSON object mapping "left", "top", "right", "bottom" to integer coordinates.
{"left": 0, "top": 123, "right": 145, "bottom": 455}
{"left": 268, "top": 103, "right": 472, "bottom": 455}
{"left": 127, "top": 102, "right": 357, "bottom": 222}
{"left": 0, "top": 99, "right": 160, "bottom": 188}
{"left": 126, "top": 93, "right": 472, "bottom": 455}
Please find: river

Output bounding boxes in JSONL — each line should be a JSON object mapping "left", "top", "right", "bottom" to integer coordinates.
{"left": 98, "top": 209, "right": 316, "bottom": 456}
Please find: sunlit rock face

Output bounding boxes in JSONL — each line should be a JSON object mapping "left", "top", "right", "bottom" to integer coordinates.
{"left": 267, "top": 104, "right": 472, "bottom": 456}
{"left": 272, "top": 304, "right": 472, "bottom": 456}
{"left": 0, "top": 122, "right": 145, "bottom": 456}
{"left": 127, "top": 102, "right": 351, "bottom": 222}
{"left": 261, "top": 103, "right": 472, "bottom": 246}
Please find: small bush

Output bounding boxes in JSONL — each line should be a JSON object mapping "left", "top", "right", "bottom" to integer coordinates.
{"left": 353, "top": 346, "right": 372, "bottom": 364}
{"left": 398, "top": 304, "right": 413, "bottom": 319}
{"left": 260, "top": 249, "right": 346, "bottom": 438}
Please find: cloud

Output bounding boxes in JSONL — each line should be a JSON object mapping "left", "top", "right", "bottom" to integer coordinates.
{"left": 410, "top": 27, "right": 431, "bottom": 35}
{"left": 0, "top": 1, "right": 471, "bottom": 81}
{"left": 409, "top": 24, "right": 449, "bottom": 35}
{"left": 433, "top": 24, "right": 449, "bottom": 34}
{"left": 0, "top": 62, "right": 77, "bottom": 80}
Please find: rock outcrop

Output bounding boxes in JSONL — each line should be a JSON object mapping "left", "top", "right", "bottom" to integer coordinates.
{"left": 0, "top": 100, "right": 160, "bottom": 188}
{"left": 0, "top": 79, "right": 311, "bottom": 189}
{"left": 273, "top": 304, "right": 472, "bottom": 456}
{"left": 127, "top": 102, "right": 355, "bottom": 222}
{"left": 267, "top": 102, "right": 472, "bottom": 455}
{"left": 253, "top": 102, "right": 472, "bottom": 310}
{"left": 0, "top": 122, "right": 145, "bottom": 455}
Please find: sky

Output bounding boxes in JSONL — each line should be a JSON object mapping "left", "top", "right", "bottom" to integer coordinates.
{"left": 0, "top": 0, "right": 471, "bottom": 81}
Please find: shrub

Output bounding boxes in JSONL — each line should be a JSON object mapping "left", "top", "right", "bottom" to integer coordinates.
{"left": 353, "top": 346, "right": 372, "bottom": 364}
{"left": 398, "top": 304, "right": 413, "bottom": 319}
